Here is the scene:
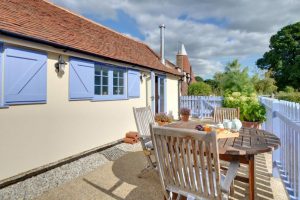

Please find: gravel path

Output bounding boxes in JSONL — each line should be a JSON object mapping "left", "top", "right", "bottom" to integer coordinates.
{"left": 0, "top": 142, "right": 142, "bottom": 200}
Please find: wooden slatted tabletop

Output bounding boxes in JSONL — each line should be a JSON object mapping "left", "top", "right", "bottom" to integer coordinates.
{"left": 165, "top": 120, "right": 281, "bottom": 200}
{"left": 166, "top": 120, "right": 280, "bottom": 155}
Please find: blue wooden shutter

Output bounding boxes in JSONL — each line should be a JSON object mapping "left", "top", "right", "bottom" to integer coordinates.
{"left": 69, "top": 57, "right": 94, "bottom": 100}
{"left": 0, "top": 43, "right": 3, "bottom": 106}
{"left": 128, "top": 69, "right": 140, "bottom": 98}
{"left": 5, "top": 46, "right": 47, "bottom": 104}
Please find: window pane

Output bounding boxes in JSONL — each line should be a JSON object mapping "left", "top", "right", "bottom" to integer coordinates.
{"left": 119, "top": 87, "right": 124, "bottom": 95}
{"left": 102, "top": 77, "right": 108, "bottom": 85}
{"left": 95, "top": 76, "right": 100, "bottom": 85}
{"left": 119, "top": 78, "right": 124, "bottom": 86}
{"left": 102, "top": 68, "right": 108, "bottom": 76}
{"left": 113, "top": 78, "right": 118, "bottom": 86}
{"left": 95, "top": 66, "right": 101, "bottom": 75}
{"left": 113, "top": 70, "right": 118, "bottom": 78}
{"left": 119, "top": 71, "right": 124, "bottom": 78}
{"left": 113, "top": 87, "right": 119, "bottom": 95}
{"left": 102, "top": 86, "right": 108, "bottom": 95}
{"left": 95, "top": 86, "right": 100, "bottom": 95}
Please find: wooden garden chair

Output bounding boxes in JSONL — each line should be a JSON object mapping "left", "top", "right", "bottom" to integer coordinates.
{"left": 213, "top": 107, "right": 240, "bottom": 123}
{"left": 133, "top": 106, "right": 157, "bottom": 177}
{"left": 150, "top": 125, "right": 239, "bottom": 200}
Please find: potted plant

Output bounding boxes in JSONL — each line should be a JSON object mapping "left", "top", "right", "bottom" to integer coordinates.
{"left": 180, "top": 108, "right": 191, "bottom": 122}
{"left": 155, "top": 113, "right": 172, "bottom": 126}
{"left": 223, "top": 92, "right": 266, "bottom": 129}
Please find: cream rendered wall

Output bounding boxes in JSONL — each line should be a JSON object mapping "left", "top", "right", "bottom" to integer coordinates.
{"left": 166, "top": 75, "right": 179, "bottom": 120}
{"left": 0, "top": 35, "right": 179, "bottom": 180}
{"left": 0, "top": 51, "right": 147, "bottom": 181}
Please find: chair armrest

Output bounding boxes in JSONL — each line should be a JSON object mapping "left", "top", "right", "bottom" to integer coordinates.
{"left": 221, "top": 161, "right": 240, "bottom": 194}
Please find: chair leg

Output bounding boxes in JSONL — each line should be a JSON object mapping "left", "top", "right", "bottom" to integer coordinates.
{"left": 221, "top": 193, "right": 229, "bottom": 200}
{"left": 230, "top": 180, "right": 235, "bottom": 196}
{"left": 137, "top": 164, "right": 154, "bottom": 178}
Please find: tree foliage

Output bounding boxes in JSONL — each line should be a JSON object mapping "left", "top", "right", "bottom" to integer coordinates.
{"left": 252, "top": 71, "right": 277, "bottom": 95}
{"left": 195, "top": 76, "right": 204, "bottom": 82}
{"left": 188, "top": 82, "right": 212, "bottom": 96}
{"left": 256, "top": 22, "right": 300, "bottom": 90}
{"left": 218, "top": 59, "right": 255, "bottom": 94}
{"left": 204, "top": 79, "right": 220, "bottom": 94}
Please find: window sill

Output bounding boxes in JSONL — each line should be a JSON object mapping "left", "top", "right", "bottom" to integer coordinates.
{"left": 128, "top": 96, "right": 140, "bottom": 99}
{"left": 92, "top": 95, "right": 128, "bottom": 101}
{"left": 4, "top": 101, "right": 47, "bottom": 106}
{"left": 0, "top": 104, "right": 9, "bottom": 109}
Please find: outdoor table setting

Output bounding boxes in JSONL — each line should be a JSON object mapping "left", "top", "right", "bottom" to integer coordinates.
{"left": 165, "top": 119, "right": 281, "bottom": 200}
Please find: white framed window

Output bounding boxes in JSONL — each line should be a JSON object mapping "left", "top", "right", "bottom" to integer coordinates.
{"left": 93, "top": 64, "right": 127, "bottom": 100}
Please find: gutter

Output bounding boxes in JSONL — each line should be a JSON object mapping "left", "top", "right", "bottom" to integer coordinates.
{"left": 0, "top": 29, "right": 181, "bottom": 76}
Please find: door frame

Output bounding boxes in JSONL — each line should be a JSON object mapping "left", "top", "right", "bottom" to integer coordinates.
{"left": 151, "top": 71, "right": 167, "bottom": 113}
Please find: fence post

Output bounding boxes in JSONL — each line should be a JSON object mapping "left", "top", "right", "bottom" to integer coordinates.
{"left": 272, "top": 99, "right": 280, "bottom": 178}
{"left": 200, "top": 96, "right": 204, "bottom": 118}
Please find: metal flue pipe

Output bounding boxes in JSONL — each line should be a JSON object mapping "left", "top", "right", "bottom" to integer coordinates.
{"left": 159, "top": 24, "right": 165, "bottom": 65}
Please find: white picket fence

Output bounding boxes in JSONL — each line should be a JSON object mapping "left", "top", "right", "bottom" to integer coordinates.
{"left": 181, "top": 95, "right": 300, "bottom": 199}
{"left": 180, "top": 96, "right": 223, "bottom": 118}
{"left": 260, "top": 96, "right": 300, "bottom": 200}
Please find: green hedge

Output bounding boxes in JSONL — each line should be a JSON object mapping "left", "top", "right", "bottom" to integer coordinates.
{"left": 276, "top": 92, "right": 300, "bottom": 103}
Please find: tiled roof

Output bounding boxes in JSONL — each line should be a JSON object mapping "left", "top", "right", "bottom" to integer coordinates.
{"left": 0, "top": 0, "right": 180, "bottom": 75}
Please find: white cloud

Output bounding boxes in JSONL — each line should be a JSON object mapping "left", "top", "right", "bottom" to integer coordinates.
{"left": 50, "top": 0, "right": 300, "bottom": 79}
{"left": 190, "top": 58, "right": 224, "bottom": 78}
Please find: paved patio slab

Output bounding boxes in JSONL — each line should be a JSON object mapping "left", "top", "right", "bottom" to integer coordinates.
{"left": 35, "top": 144, "right": 287, "bottom": 200}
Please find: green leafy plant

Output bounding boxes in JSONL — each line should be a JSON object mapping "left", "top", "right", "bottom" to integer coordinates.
{"left": 223, "top": 92, "right": 266, "bottom": 123}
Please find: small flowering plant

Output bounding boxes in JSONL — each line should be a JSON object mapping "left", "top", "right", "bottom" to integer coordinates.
{"left": 223, "top": 92, "right": 266, "bottom": 123}
{"left": 180, "top": 107, "right": 191, "bottom": 116}
{"left": 155, "top": 113, "right": 172, "bottom": 123}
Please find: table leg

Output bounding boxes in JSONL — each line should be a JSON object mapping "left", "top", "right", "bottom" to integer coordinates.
{"left": 249, "top": 155, "right": 255, "bottom": 200}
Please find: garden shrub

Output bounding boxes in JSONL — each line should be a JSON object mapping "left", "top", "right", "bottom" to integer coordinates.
{"left": 276, "top": 91, "right": 300, "bottom": 103}
{"left": 188, "top": 82, "right": 212, "bottom": 96}
{"left": 284, "top": 86, "right": 295, "bottom": 93}
{"left": 223, "top": 92, "right": 266, "bottom": 123}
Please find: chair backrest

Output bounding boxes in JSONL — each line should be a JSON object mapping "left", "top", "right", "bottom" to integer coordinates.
{"left": 213, "top": 107, "right": 240, "bottom": 123}
{"left": 133, "top": 106, "right": 155, "bottom": 138}
{"left": 151, "top": 125, "right": 222, "bottom": 199}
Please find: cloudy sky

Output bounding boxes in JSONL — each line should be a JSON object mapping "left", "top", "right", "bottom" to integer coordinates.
{"left": 50, "top": 0, "right": 300, "bottom": 79}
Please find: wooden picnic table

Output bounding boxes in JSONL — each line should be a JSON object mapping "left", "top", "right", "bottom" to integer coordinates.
{"left": 166, "top": 120, "right": 280, "bottom": 200}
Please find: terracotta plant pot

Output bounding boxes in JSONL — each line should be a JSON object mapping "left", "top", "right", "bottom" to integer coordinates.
{"left": 181, "top": 114, "right": 190, "bottom": 122}
{"left": 242, "top": 121, "right": 261, "bottom": 129}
